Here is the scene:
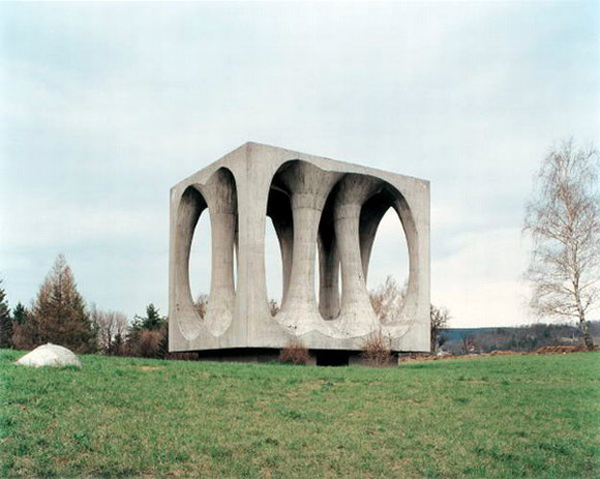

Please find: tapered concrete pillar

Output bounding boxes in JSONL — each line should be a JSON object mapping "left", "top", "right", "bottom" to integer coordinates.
{"left": 275, "top": 161, "right": 341, "bottom": 334}
{"left": 334, "top": 174, "right": 383, "bottom": 336}
{"left": 197, "top": 169, "right": 237, "bottom": 336}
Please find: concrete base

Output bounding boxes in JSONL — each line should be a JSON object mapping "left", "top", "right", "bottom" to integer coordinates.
{"left": 186, "top": 347, "right": 401, "bottom": 367}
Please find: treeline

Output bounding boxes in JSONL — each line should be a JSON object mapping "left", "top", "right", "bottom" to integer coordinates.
{"left": 0, "top": 255, "right": 193, "bottom": 359}
{"left": 440, "top": 322, "right": 600, "bottom": 355}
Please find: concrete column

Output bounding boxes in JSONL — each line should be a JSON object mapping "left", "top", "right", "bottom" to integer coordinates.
{"left": 200, "top": 168, "right": 237, "bottom": 336}
{"left": 334, "top": 174, "right": 383, "bottom": 336}
{"left": 275, "top": 161, "right": 341, "bottom": 334}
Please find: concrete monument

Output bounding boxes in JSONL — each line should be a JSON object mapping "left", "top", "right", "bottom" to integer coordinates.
{"left": 169, "top": 142, "right": 430, "bottom": 364}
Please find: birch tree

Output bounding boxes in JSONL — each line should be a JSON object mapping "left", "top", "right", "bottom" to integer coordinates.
{"left": 524, "top": 139, "right": 599, "bottom": 350}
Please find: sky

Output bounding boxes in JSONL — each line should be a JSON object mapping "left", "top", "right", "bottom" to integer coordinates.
{"left": 1, "top": 1, "right": 598, "bottom": 328}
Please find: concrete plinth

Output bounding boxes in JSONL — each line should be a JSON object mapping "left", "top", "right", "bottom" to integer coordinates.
{"left": 169, "top": 142, "right": 430, "bottom": 354}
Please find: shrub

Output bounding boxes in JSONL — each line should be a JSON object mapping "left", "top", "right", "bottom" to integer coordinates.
{"left": 11, "top": 322, "right": 38, "bottom": 350}
{"left": 135, "top": 330, "right": 163, "bottom": 358}
{"left": 279, "top": 341, "right": 311, "bottom": 365}
{"left": 361, "top": 332, "right": 394, "bottom": 367}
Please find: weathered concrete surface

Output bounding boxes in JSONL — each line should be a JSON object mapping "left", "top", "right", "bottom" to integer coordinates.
{"left": 169, "top": 142, "right": 430, "bottom": 353}
{"left": 16, "top": 343, "right": 82, "bottom": 368}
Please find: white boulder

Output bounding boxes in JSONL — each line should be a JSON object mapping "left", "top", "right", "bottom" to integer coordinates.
{"left": 16, "top": 343, "right": 82, "bottom": 368}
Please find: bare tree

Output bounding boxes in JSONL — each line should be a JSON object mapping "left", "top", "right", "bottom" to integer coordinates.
{"left": 195, "top": 293, "right": 209, "bottom": 318}
{"left": 90, "top": 305, "right": 128, "bottom": 355}
{"left": 524, "top": 139, "right": 599, "bottom": 351}
{"left": 430, "top": 305, "right": 450, "bottom": 352}
{"left": 268, "top": 299, "right": 280, "bottom": 317}
{"left": 369, "top": 275, "right": 405, "bottom": 324}
{"left": 369, "top": 276, "right": 450, "bottom": 352}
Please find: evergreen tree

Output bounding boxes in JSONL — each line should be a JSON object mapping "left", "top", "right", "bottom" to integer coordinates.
{"left": 12, "top": 302, "right": 29, "bottom": 325}
{"left": 127, "top": 304, "right": 167, "bottom": 358}
{"left": 10, "top": 302, "right": 37, "bottom": 350}
{"left": 131, "top": 303, "right": 166, "bottom": 332}
{"left": 0, "top": 281, "right": 13, "bottom": 348}
{"left": 30, "top": 255, "right": 97, "bottom": 353}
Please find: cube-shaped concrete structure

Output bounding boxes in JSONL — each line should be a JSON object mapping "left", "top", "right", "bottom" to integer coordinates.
{"left": 169, "top": 142, "right": 430, "bottom": 357}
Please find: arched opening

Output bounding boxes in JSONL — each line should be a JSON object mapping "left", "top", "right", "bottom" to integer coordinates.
{"left": 364, "top": 204, "right": 410, "bottom": 324}
{"left": 175, "top": 167, "right": 238, "bottom": 340}
{"left": 264, "top": 216, "right": 283, "bottom": 315}
{"left": 174, "top": 185, "right": 207, "bottom": 340}
{"left": 189, "top": 210, "right": 211, "bottom": 317}
{"left": 365, "top": 208, "right": 409, "bottom": 291}
{"left": 318, "top": 183, "right": 341, "bottom": 320}
{"left": 265, "top": 185, "right": 293, "bottom": 315}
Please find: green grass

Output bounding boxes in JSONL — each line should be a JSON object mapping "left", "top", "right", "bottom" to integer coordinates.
{"left": 1, "top": 350, "right": 599, "bottom": 478}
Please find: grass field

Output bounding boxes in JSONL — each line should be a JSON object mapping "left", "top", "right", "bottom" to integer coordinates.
{"left": 1, "top": 349, "right": 599, "bottom": 478}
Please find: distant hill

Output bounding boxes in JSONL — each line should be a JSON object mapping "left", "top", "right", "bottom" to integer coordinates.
{"left": 441, "top": 327, "right": 525, "bottom": 342}
{"left": 438, "top": 322, "right": 599, "bottom": 354}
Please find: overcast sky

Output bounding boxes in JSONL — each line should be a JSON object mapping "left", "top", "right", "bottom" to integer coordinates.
{"left": 1, "top": 1, "right": 598, "bottom": 328}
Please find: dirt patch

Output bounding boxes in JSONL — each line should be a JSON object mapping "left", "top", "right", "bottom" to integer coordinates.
{"left": 399, "top": 346, "right": 592, "bottom": 364}
{"left": 167, "top": 469, "right": 187, "bottom": 478}
{"left": 400, "top": 353, "right": 480, "bottom": 363}
{"left": 532, "top": 345, "right": 588, "bottom": 354}
{"left": 489, "top": 350, "right": 522, "bottom": 356}
{"left": 138, "top": 366, "right": 164, "bottom": 372}
{"left": 292, "top": 379, "right": 332, "bottom": 393}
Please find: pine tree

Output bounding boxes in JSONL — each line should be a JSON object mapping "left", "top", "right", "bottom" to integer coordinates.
{"left": 132, "top": 303, "right": 166, "bottom": 331}
{"left": 10, "top": 302, "right": 36, "bottom": 350}
{"left": 0, "top": 281, "right": 13, "bottom": 348}
{"left": 12, "top": 302, "right": 29, "bottom": 325}
{"left": 30, "top": 255, "right": 97, "bottom": 353}
{"left": 127, "top": 304, "right": 167, "bottom": 358}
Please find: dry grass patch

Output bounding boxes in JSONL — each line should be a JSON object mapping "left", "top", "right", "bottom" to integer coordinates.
{"left": 360, "top": 332, "right": 394, "bottom": 367}
{"left": 278, "top": 340, "right": 311, "bottom": 365}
